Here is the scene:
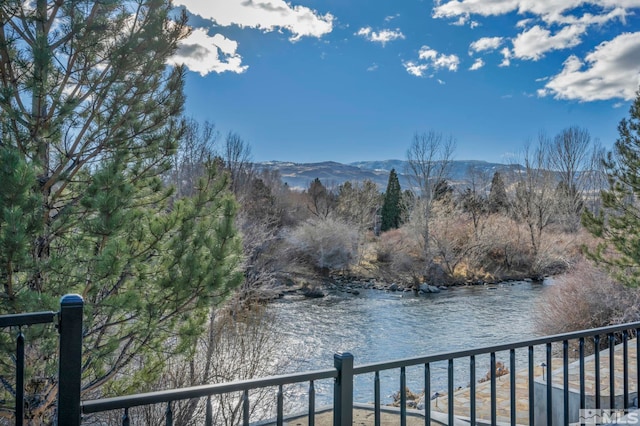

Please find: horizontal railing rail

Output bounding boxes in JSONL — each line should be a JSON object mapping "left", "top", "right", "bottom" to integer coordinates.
{"left": 82, "top": 368, "right": 338, "bottom": 413}
{"left": 83, "top": 367, "right": 339, "bottom": 425}
{"left": 0, "top": 311, "right": 56, "bottom": 328}
{"left": 353, "top": 320, "right": 640, "bottom": 374}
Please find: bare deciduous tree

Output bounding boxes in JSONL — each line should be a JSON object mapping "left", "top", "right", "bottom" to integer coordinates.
{"left": 406, "top": 131, "right": 456, "bottom": 276}
{"left": 305, "top": 178, "right": 336, "bottom": 219}
{"left": 459, "top": 165, "right": 490, "bottom": 239}
{"left": 336, "top": 180, "right": 382, "bottom": 231}
{"left": 509, "top": 138, "right": 556, "bottom": 271}
{"left": 224, "top": 131, "right": 254, "bottom": 196}
{"left": 169, "top": 118, "right": 219, "bottom": 198}
{"left": 545, "top": 126, "right": 598, "bottom": 231}
{"left": 114, "top": 307, "right": 285, "bottom": 426}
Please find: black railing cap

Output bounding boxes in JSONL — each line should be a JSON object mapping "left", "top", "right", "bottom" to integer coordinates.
{"left": 60, "top": 294, "right": 83, "bottom": 307}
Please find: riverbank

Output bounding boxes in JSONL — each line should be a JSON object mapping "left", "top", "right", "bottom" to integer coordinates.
{"left": 256, "top": 270, "right": 547, "bottom": 302}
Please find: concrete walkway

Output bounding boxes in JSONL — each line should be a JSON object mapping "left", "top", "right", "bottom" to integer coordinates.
{"left": 433, "top": 339, "right": 638, "bottom": 425}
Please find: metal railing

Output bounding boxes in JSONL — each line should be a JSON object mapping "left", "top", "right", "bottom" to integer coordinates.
{"left": 351, "top": 323, "right": 640, "bottom": 426}
{"left": 3, "top": 295, "right": 640, "bottom": 425}
{"left": 82, "top": 367, "right": 338, "bottom": 426}
{"left": 0, "top": 294, "right": 83, "bottom": 426}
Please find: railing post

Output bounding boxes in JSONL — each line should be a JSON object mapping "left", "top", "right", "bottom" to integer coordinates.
{"left": 333, "top": 352, "right": 353, "bottom": 426}
{"left": 57, "top": 294, "right": 84, "bottom": 426}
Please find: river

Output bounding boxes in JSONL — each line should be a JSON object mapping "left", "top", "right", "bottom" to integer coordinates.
{"left": 264, "top": 280, "right": 550, "bottom": 409}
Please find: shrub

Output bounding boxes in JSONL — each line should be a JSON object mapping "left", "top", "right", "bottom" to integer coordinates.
{"left": 536, "top": 261, "right": 640, "bottom": 336}
{"left": 375, "top": 228, "right": 423, "bottom": 281}
{"left": 285, "top": 217, "right": 359, "bottom": 272}
{"left": 471, "top": 215, "right": 532, "bottom": 277}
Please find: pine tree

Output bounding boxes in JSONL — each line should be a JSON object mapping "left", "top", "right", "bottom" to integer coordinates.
{"left": 583, "top": 89, "right": 640, "bottom": 287}
{"left": 0, "top": 1, "right": 243, "bottom": 419}
{"left": 488, "top": 171, "right": 509, "bottom": 213}
{"left": 381, "top": 169, "right": 403, "bottom": 232}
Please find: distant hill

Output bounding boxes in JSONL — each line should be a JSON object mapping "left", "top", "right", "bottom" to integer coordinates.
{"left": 256, "top": 160, "right": 523, "bottom": 191}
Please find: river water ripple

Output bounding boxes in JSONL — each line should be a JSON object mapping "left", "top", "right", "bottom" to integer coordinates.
{"left": 264, "top": 281, "right": 549, "bottom": 409}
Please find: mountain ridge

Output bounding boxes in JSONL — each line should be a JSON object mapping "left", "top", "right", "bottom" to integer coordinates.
{"left": 256, "top": 159, "right": 522, "bottom": 191}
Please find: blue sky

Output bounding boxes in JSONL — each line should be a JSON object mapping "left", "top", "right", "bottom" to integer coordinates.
{"left": 170, "top": 0, "right": 640, "bottom": 164}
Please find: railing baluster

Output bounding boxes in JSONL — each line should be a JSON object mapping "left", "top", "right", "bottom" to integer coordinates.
{"left": 243, "top": 389, "right": 250, "bottom": 426}
{"left": 490, "top": 352, "right": 496, "bottom": 426}
{"left": 563, "top": 340, "right": 569, "bottom": 426}
{"left": 425, "top": 363, "right": 430, "bottom": 426}
{"left": 205, "top": 396, "right": 213, "bottom": 426}
{"left": 16, "top": 329, "right": 24, "bottom": 426}
{"left": 374, "top": 371, "right": 380, "bottom": 426}
{"left": 546, "top": 342, "right": 552, "bottom": 426}
{"left": 470, "top": 356, "right": 476, "bottom": 426}
{"left": 595, "top": 335, "right": 601, "bottom": 409}
{"left": 165, "top": 401, "right": 173, "bottom": 426}
{"left": 122, "top": 407, "right": 130, "bottom": 426}
{"left": 529, "top": 345, "right": 535, "bottom": 426}
{"left": 448, "top": 359, "right": 454, "bottom": 426}
{"left": 308, "top": 381, "right": 315, "bottom": 426}
{"left": 277, "top": 384, "right": 284, "bottom": 426}
{"left": 400, "top": 366, "right": 407, "bottom": 426}
{"left": 637, "top": 329, "right": 640, "bottom": 406}
{"left": 623, "top": 330, "right": 629, "bottom": 410}
{"left": 580, "top": 337, "right": 585, "bottom": 411}
{"left": 510, "top": 348, "right": 516, "bottom": 426}
{"left": 609, "top": 333, "right": 616, "bottom": 410}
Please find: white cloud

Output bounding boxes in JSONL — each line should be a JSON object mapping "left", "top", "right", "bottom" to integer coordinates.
{"left": 169, "top": 29, "right": 248, "bottom": 75}
{"left": 517, "top": 18, "right": 534, "bottom": 28}
{"left": 469, "top": 36, "right": 504, "bottom": 53}
{"left": 550, "top": 6, "right": 628, "bottom": 26}
{"left": 469, "top": 58, "right": 485, "bottom": 70}
{"left": 512, "top": 24, "right": 585, "bottom": 60}
{"left": 538, "top": 32, "right": 640, "bottom": 101}
{"left": 452, "top": 16, "right": 467, "bottom": 26}
{"left": 418, "top": 46, "right": 460, "bottom": 70}
{"left": 433, "top": 0, "right": 638, "bottom": 70}
{"left": 434, "top": 0, "right": 587, "bottom": 21}
{"left": 367, "top": 63, "right": 379, "bottom": 72}
{"left": 499, "top": 47, "right": 512, "bottom": 67}
{"left": 356, "top": 27, "right": 405, "bottom": 46}
{"left": 174, "top": 0, "right": 334, "bottom": 42}
{"left": 433, "top": 0, "right": 638, "bottom": 26}
{"left": 404, "top": 62, "right": 430, "bottom": 77}
{"left": 445, "top": 15, "right": 480, "bottom": 27}
{"left": 384, "top": 13, "right": 400, "bottom": 22}
{"left": 404, "top": 45, "right": 460, "bottom": 76}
